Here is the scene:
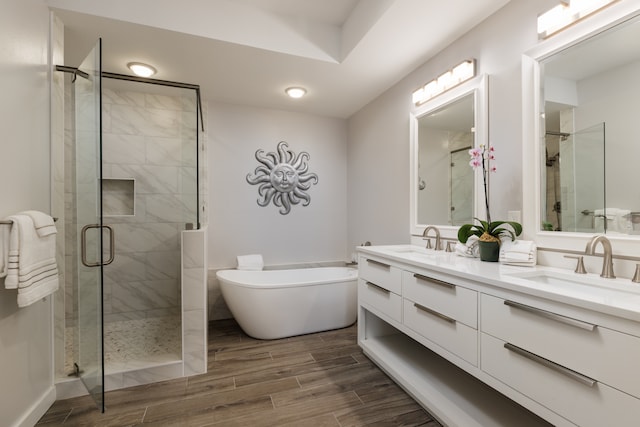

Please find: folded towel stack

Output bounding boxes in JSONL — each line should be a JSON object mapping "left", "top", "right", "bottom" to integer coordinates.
{"left": 499, "top": 239, "right": 537, "bottom": 267}
{"left": 1, "top": 212, "right": 59, "bottom": 307}
{"left": 236, "top": 254, "right": 264, "bottom": 271}
{"left": 454, "top": 235, "right": 479, "bottom": 258}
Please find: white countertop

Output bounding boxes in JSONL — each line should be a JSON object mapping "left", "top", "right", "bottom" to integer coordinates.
{"left": 357, "top": 244, "right": 640, "bottom": 323}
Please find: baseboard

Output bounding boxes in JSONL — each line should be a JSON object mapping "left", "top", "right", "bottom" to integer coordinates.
{"left": 55, "top": 377, "right": 88, "bottom": 400}
{"left": 14, "top": 386, "right": 55, "bottom": 427}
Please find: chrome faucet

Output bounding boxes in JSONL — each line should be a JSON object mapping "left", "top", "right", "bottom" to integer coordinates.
{"left": 422, "top": 226, "right": 443, "bottom": 251}
{"left": 585, "top": 235, "right": 615, "bottom": 279}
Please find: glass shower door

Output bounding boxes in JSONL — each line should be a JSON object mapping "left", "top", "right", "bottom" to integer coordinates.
{"left": 74, "top": 39, "right": 105, "bottom": 411}
{"left": 450, "top": 147, "right": 473, "bottom": 226}
{"left": 559, "top": 123, "right": 605, "bottom": 233}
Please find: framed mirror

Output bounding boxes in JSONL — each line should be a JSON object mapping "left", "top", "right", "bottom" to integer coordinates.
{"left": 522, "top": 1, "right": 640, "bottom": 254}
{"left": 410, "top": 74, "right": 488, "bottom": 236}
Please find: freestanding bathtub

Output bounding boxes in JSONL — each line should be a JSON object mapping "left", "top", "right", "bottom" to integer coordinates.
{"left": 216, "top": 267, "right": 358, "bottom": 339}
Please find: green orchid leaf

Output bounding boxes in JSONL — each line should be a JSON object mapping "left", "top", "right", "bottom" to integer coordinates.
{"left": 474, "top": 217, "right": 489, "bottom": 231}
{"left": 458, "top": 218, "right": 522, "bottom": 243}
{"left": 457, "top": 224, "right": 475, "bottom": 243}
{"left": 491, "top": 227, "right": 516, "bottom": 241}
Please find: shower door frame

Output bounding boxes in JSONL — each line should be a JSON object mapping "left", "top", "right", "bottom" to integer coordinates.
{"left": 73, "top": 38, "right": 106, "bottom": 412}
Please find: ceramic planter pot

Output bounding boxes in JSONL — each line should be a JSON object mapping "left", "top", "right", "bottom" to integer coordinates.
{"left": 478, "top": 240, "right": 500, "bottom": 262}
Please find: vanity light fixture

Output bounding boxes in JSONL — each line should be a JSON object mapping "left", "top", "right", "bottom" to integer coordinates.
{"left": 412, "top": 59, "right": 476, "bottom": 106}
{"left": 127, "top": 62, "right": 157, "bottom": 78}
{"left": 537, "top": 0, "right": 618, "bottom": 39}
{"left": 285, "top": 87, "right": 307, "bottom": 99}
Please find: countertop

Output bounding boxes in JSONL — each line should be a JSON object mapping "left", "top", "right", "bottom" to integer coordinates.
{"left": 357, "top": 244, "right": 640, "bottom": 323}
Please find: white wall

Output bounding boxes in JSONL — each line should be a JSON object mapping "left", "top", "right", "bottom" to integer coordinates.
{"left": 0, "top": 0, "right": 56, "bottom": 425}
{"left": 207, "top": 101, "right": 348, "bottom": 269}
{"left": 348, "top": 87, "right": 411, "bottom": 248}
{"left": 348, "top": 0, "right": 558, "bottom": 248}
{"left": 575, "top": 60, "right": 640, "bottom": 212}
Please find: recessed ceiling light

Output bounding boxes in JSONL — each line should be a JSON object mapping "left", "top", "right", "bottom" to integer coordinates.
{"left": 285, "top": 87, "right": 307, "bottom": 99}
{"left": 127, "top": 62, "right": 157, "bottom": 78}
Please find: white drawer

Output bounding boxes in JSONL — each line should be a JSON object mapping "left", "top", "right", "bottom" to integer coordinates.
{"left": 482, "top": 333, "right": 640, "bottom": 427}
{"left": 404, "top": 298, "right": 478, "bottom": 365}
{"left": 358, "top": 279, "right": 402, "bottom": 323}
{"left": 481, "top": 293, "right": 640, "bottom": 399}
{"left": 359, "top": 256, "right": 402, "bottom": 294}
{"left": 403, "top": 270, "right": 477, "bottom": 328}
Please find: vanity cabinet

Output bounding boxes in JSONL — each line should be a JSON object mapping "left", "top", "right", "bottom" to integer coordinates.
{"left": 481, "top": 294, "right": 640, "bottom": 427}
{"left": 357, "top": 249, "right": 640, "bottom": 427}
{"left": 481, "top": 294, "right": 640, "bottom": 400}
{"left": 358, "top": 256, "right": 403, "bottom": 323}
{"left": 402, "top": 271, "right": 478, "bottom": 366}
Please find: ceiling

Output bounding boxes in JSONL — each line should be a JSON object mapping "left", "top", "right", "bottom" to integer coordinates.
{"left": 47, "top": 0, "right": 510, "bottom": 119}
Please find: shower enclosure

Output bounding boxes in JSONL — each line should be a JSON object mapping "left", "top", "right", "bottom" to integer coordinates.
{"left": 55, "top": 39, "right": 206, "bottom": 408}
{"left": 543, "top": 123, "right": 605, "bottom": 232}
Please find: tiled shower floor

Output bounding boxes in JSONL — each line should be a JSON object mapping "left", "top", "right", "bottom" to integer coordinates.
{"left": 64, "top": 316, "right": 181, "bottom": 375}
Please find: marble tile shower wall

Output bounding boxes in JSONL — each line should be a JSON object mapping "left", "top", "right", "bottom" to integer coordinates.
{"left": 101, "top": 88, "right": 198, "bottom": 323}
{"left": 64, "top": 76, "right": 77, "bottom": 328}
{"left": 64, "top": 86, "right": 199, "bottom": 325}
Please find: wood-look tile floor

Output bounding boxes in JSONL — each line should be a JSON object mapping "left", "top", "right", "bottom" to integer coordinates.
{"left": 37, "top": 320, "right": 442, "bottom": 426}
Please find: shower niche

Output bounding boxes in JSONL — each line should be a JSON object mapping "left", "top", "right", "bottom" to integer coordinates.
{"left": 102, "top": 179, "right": 135, "bottom": 216}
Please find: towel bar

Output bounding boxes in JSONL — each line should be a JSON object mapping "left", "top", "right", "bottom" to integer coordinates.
{"left": 581, "top": 209, "right": 640, "bottom": 216}
{"left": 0, "top": 217, "right": 59, "bottom": 225}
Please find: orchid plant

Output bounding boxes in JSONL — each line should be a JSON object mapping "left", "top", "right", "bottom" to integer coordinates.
{"left": 469, "top": 145, "right": 495, "bottom": 223}
{"left": 457, "top": 144, "right": 522, "bottom": 244}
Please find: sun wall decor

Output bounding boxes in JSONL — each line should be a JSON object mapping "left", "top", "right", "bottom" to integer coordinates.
{"left": 246, "top": 141, "right": 319, "bottom": 215}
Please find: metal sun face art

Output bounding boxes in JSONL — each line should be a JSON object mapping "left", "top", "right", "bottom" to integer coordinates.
{"left": 246, "top": 141, "right": 319, "bottom": 215}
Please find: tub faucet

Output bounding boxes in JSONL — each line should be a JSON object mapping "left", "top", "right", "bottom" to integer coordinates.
{"left": 585, "top": 235, "right": 615, "bottom": 279}
{"left": 422, "top": 226, "right": 443, "bottom": 251}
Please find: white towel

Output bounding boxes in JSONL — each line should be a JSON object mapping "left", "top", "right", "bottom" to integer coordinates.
{"left": 593, "top": 208, "right": 632, "bottom": 233}
{"left": 3, "top": 214, "right": 59, "bottom": 307}
{"left": 237, "top": 254, "right": 264, "bottom": 271}
{"left": 4, "top": 217, "right": 20, "bottom": 287}
{"left": 0, "top": 222, "right": 9, "bottom": 278}
{"left": 21, "top": 210, "right": 57, "bottom": 237}
{"left": 499, "top": 239, "right": 537, "bottom": 266}
{"left": 455, "top": 235, "right": 479, "bottom": 258}
{"left": 613, "top": 209, "right": 631, "bottom": 233}
{"left": 501, "top": 240, "right": 534, "bottom": 254}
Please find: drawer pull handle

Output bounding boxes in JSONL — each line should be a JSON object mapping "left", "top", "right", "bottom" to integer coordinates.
{"left": 366, "top": 281, "right": 390, "bottom": 294}
{"left": 366, "top": 259, "right": 390, "bottom": 269}
{"left": 504, "top": 343, "right": 597, "bottom": 387}
{"left": 504, "top": 300, "right": 596, "bottom": 331}
{"left": 413, "top": 273, "right": 455, "bottom": 289}
{"left": 414, "top": 303, "right": 456, "bottom": 324}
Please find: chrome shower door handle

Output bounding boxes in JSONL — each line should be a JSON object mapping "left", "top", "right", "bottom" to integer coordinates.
{"left": 81, "top": 224, "right": 100, "bottom": 267}
{"left": 103, "top": 225, "right": 115, "bottom": 266}
{"left": 81, "top": 224, "right": 115, "bottom": 267}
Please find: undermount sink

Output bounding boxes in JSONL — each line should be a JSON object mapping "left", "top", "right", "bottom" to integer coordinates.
{"left": 391, "top": 247, "right": 427, "bottom": 254}
{"left": 387, "top": 246, "right": 436, "bottom": 257}
{"left": 505, "top": 269, "right": 640, "bottom": 299}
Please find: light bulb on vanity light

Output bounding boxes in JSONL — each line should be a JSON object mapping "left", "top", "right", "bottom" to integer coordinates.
{"left": 127, "top": 62, "right": 157, "bottom": 78}
{"left": 412, "top": 59, "right": 476, "bottom": 106}
{"left": 537, "top": 0, "right": 617, "bottom": 39}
